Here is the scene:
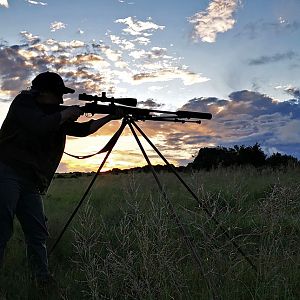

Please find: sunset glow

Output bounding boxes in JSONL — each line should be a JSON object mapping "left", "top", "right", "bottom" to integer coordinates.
{"left": 1, "top": 0, "right": 300, "bottom": 172}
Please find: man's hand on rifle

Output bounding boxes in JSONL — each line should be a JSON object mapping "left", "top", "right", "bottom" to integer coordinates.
{"left": 60, "top": 106, "right": 83, "bottom": 124}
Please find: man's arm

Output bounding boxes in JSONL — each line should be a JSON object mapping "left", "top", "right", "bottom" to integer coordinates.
{"left": 63, "top": 114, "right": 121, "bottom": 137}
{"left": 88, "top": 115, "right": 118, "bottom": 135}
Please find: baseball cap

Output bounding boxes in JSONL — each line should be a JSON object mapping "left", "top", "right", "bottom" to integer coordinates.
{"left": 31, "top": 71, "right": 75, "bottom": 94}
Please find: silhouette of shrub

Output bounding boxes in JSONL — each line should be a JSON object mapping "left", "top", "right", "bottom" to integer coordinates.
{"left": 266, "top": 153, "right": 298, "bottom": 168}
{"left": 191, "top": 143, "right": 298, "bottom": 170}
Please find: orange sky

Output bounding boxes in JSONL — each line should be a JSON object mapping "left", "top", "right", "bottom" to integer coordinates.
{"left": 58, "top": 117, "right": 211, "bottom": 173}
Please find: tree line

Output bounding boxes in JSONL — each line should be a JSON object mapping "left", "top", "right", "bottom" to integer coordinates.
{"left": 188, "top": 143, "right": 299, "bottom": 170}
{"left": 54, "top": 143, "right": 299, "bottom": 178}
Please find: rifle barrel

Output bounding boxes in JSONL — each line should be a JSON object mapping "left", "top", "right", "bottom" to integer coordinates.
{"left": 143, "top": 108, "right": 212, "bottom": 120}
{"left": 176, "top": 110, "right": 212, "bottom": 120}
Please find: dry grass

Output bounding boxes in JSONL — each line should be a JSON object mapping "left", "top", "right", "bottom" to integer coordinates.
{"left": 1, "top": 167, "right": 299, "bottom": 299}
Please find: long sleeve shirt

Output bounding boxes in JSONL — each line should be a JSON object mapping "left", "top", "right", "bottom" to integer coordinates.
{"left": 0, "top": 90, "right": 92, "bottom": 193}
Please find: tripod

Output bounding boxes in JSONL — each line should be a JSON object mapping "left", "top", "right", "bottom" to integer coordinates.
{"left": 49, "top": 115, "right": 257, "bottom": 274}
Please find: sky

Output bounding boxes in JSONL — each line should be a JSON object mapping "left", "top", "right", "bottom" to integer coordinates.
{"left": 1, "top": 0, "right": 300, "bottom": 172}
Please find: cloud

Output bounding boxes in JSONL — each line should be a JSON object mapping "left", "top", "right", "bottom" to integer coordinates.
{"left": 248, "top": 51, "right": 298, "bottom": 65}
{"left": 115, "top": 16, "right": 165, "bottom": 37}
{"left": 0, "top": 45, "right": 33, "bottom": 94}
{"left": 128, "top": 47, "right": 171, "bottom": 67}
{"left": 132, "top": 68, "right": 210, "bottom": 85}
{"left": 0, "top": 35, "right": 117, "bottom": 97}
{"left": 132, "top": 37, "right": 151, "bottom": 45}
{"left": 148, "top": 85, "right": 164, "bottom": 91}
{"left": 50, "top": 21, "right": 67, "bottom": 32}
{"left": 0, "top": 0, "right": 8, "bottom": 8}
{"left": 125, "top": 45, "right": 208, "bottom": 85}
{"left": 20, "top": 31, "right": 41, "bottom": 45}
{"left": 129, "top": 47, "right": 169, "bottom": 60}
{"left": 189, "top": 0, "right": 241, "bottom": 43}
{"left": 177, "top": 90, "right": 300, "bottom": 157}
{"left": 26, "top": 0, "right": 47, "bottom": 5}
{"left": 118, "top": 0, "right": 135, "bottom": 4}
{"left": 138, "top": 99, "right": 162, "bottom": 108}
{"left": 284, "top": 86, "right": 300, "bottom": 99}
{"left": 237, "top": 19, "right": 300, "bottom": 40}
{"left": 0, "top": 31, "right": 208, "bottom": 104}
{"left": 109, "top": 34, "right": 135, "bottom": 50}
{"left": 77, "top": 29, "right": 85, "bottom": 35}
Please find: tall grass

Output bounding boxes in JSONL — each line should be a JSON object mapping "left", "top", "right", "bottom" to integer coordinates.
{"left": 0, "top": 167, "right": 299, "bottom": 299}
{"left": 72, "top": 174, "right": 189, "bottom": 299}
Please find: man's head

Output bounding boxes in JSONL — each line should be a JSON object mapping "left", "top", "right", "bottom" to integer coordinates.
{"left": 32, "top": 71, "right": 75, "bottom": 104}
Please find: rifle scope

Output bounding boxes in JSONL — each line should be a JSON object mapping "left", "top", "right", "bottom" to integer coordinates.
{"left": 79, "top": 92, "right": 137, "bottom": 107}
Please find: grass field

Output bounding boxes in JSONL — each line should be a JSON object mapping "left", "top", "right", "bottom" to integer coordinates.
{"left": 1, "top": 166, "right": 300, "bottom": 299}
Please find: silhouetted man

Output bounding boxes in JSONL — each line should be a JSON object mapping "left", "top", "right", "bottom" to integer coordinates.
{"left": 0, "top": 71, "right": 119, "bottom": 286}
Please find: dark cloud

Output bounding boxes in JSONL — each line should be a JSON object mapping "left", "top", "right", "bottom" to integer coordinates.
{"left": 138, "top": 98, "right": 162, "bottom": 108}
{"left": 248, "top": 51, "right": 297, "bottom": 66}
{"left": 169, "top": 90, "right": 300, "bottom": 158}
{"left": 284, "top": 87, "right": 300, "bottom": 99}
{"left": 0, "top": 35, "right": 117, "bottom": 101}
{"left": 0, "top": 45, "right": 33, "bottom": 94}
{"left": 167, "top": 134, "right": 212, "bottom": 145}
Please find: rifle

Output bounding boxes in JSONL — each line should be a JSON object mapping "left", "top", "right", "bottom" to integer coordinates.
{"left": 64, "top": 92, "right": 212, "bottom": 124}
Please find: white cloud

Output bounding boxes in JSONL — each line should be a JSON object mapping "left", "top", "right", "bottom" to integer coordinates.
{"left": 132, "top": 68, "right": 210, "bottom": 85}
{"left": 132, "top": 37, "right": 151, "bottom": 45}
{"left": 20, "top": 31, "right": 40, "bottom": 44}
{"left": 129, "top": 49, "right": 147, "bottom": 59}
{"left": 115, "top": 16, "right": 165, "bottom": 36}
{"left": 99, "top": 45, "right": 122, "bottom": 62}
{"left": 26, "top": 0, "right": 47, "bottom": 5}
{"left": 110, "top": 35, "right": 135, "bottom": 50}
{"left": 50, "top": 21, "right": 67, "bottom": 32}
{"left": 148, "top": 85, "right": 164, "bottom": 91}
{"left": 0, "top": 0, "right": 8, "bottom": 8}
{"left": 58, "top": 40, "right": 85, "bottom": 48}
{"left": 189, "top": 0, "right": 241, "bottom": 43}
{"left": 129, "top": 47, "right": 170, "bottom": 61}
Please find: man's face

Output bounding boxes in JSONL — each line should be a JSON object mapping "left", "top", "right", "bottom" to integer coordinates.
{"left": 38, "top": 90, "right": 64, "bottom": 105}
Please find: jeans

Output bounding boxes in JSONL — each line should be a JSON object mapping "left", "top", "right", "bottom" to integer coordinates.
{"left": 0, "top": 161, "right": 49, "bottom": 279}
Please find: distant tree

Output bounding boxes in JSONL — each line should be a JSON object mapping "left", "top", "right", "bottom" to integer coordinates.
{"left": 266, "top": 152, "right": 298, "bottom": 168}
{"left": 191, "top": 146, "right": 235, "bottom": 170}
{"left": 111, "top": 168, "right": 121, "bottom": 175}
{"left": 70, "top": 172, "right": 82, "bottom": 178}
{"left": 55, "top": 173, "right": 65, "bottom": 179}
{"left": 234, "top": 143, "right": 266, "bottom": 167}
{"left": 191, "top": 143, "right": 267, "bottom": 170}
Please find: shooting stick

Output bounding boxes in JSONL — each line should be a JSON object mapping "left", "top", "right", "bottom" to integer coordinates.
{"left": 49, "top": 116, "right": 257, "bottom": 275}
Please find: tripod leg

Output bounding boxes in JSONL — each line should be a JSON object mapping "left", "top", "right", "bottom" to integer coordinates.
{"left": 49, "top": 121, "right": 127, "bottom": 256}
{"left": 130, "top": 120, "right": 257, "bottom": 273}
{"left": 127, "top": 122, "right": 212, "bottom": 287}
